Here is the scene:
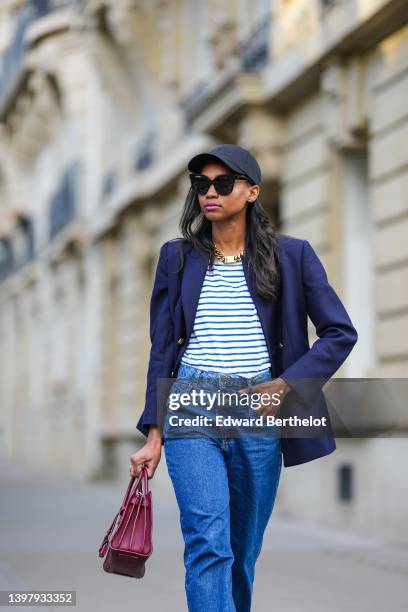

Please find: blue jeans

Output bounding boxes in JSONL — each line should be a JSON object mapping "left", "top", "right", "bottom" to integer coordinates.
{"left": 163, "top": 363, "right": 282, "bottom": 612}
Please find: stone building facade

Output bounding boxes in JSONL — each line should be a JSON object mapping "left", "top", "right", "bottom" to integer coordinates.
{"left": 0, "top": 0, "right": 407, "bottom": 543}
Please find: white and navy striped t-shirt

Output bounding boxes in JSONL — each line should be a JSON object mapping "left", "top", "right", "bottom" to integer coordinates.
{"left": 180, "top": 259, "right": 271, "bottom": 376}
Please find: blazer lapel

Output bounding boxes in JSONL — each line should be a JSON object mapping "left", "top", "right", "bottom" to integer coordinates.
{"left": 181, "top": 247, "right": 209, "bottom": 341}
{"left": 241, "top": 253, "right": 279, "bottom": 361}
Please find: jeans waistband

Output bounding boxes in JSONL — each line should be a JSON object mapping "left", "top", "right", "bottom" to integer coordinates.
{"left": 177, "top": 363, "right": 271, "bottom": 386}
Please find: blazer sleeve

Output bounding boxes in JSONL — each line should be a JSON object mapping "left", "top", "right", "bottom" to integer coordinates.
{"left": 136, "top": 241, "right": 172, "bottom": 437}
{"left": 279, "top": 239, "right": 358, "bottom": 407}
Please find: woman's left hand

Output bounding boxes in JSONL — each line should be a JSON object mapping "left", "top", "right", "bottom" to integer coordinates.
{"left": 238, "top": 377, "right": 292, "bottom": 417}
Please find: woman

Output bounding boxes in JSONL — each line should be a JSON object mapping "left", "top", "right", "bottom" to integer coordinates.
{"left": 130, "top": 144, "right": 358, "bottom": 612}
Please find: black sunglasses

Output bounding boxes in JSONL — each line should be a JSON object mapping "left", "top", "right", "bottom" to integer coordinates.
{"left": 189, "top": 173, "right": 252, "bottom": 196}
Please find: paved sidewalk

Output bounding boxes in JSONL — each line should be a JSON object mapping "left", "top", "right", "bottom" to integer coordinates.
{"left": 1, "top": 456, "right": 407, "bottom": 611}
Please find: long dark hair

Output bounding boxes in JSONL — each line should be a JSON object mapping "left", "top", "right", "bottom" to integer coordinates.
{"left": 171, "top": 186, "right": 281, "bottom": 302}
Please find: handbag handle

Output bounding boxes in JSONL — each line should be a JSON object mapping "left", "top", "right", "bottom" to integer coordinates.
{"left": 98, "top": 465, "right": 149, "bottom": 558}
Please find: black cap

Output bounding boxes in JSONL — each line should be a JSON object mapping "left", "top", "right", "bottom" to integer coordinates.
{"left": 188, "top": 144, "right": 261, "bottom": 186}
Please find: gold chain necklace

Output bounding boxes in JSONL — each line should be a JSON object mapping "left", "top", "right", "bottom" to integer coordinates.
{"left": 212, "top": 241, "right": 244, "bottom": 264}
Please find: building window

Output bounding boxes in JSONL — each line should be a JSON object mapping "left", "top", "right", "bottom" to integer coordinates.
{"left": 15, "top": 215, "right": 34, "bottom": 267}
{"left": 49, "top": 161, "right": 79, "bottom": 240}
{"left": 0, "top": 238, "right": 13, "bottom": 281}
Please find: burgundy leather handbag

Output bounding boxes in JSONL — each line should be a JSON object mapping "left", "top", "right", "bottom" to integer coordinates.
{"left": 98, "top": 465, "right": 153, "bottom": 578}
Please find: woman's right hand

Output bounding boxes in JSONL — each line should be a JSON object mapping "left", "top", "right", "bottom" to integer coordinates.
{"left": 129, "top": 426, "right": 162, "bottom": 479}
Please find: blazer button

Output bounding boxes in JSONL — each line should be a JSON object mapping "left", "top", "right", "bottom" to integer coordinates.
{"left": 279, "top": 342, "right": 284, "bottom": 348}
{"left": 177, "top": 337, "right": 185, "bottom": 345}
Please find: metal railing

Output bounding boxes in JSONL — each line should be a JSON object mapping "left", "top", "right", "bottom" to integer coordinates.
{"left": 180, "top": 78, "right": 210, "bottom": 127}
{"left": 239, "top": 13, "right": 271, "bottom": 72}
{"left": 180, "top": 13, "right": 272, "bottom": 125}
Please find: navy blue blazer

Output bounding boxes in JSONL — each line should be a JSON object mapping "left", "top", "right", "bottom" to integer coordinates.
{"left": 135, "top": 233, "right": 358, "bottom": 467}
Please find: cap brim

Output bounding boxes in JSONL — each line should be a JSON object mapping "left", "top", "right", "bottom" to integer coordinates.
{"left": 188, "top": 153, "right": 239, "bottom": 175}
